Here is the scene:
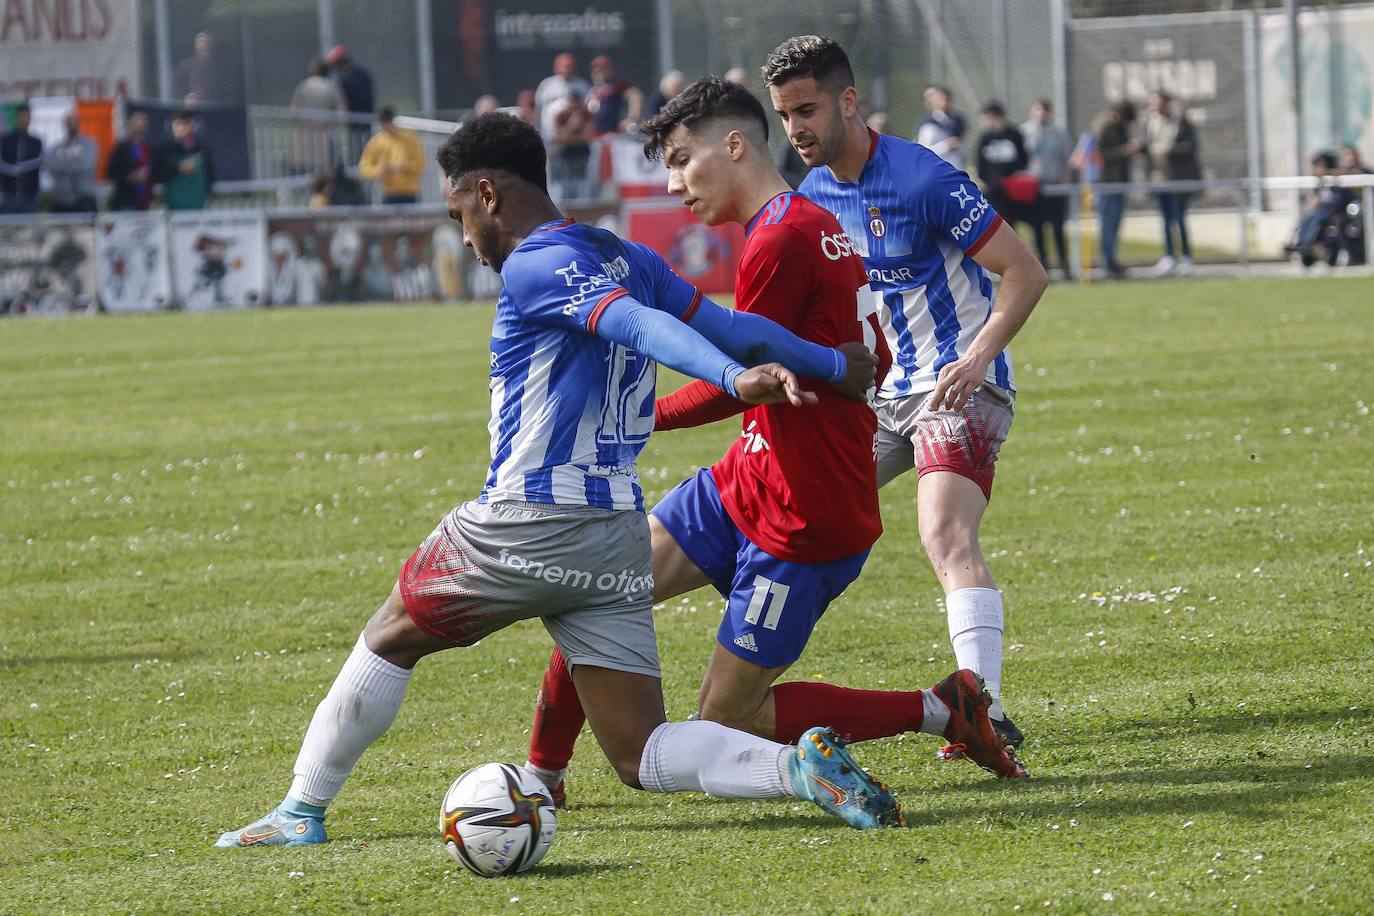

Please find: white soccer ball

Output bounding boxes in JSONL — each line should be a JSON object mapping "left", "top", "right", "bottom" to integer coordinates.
{"left": 440, "top": 762, "right": 557, "bottom": 877}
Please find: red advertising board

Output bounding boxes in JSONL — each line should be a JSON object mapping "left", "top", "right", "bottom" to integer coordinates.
{"left": 622, "top": 201, "right": 744, "bottom": 296}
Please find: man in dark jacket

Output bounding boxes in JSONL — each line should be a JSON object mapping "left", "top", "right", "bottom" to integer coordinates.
{"left": 975, "top": 101, "right": 1032, "bottom": 230}
{"left": 107, "top": 111, "right": 155, "bottom": 211}
{"left": 1094, "top": 100, "right": 1139, "bottom": 278}
{"left": 1, "top": 104, "right": 44, "bottom": 214}
{"left": 155, "top": 110, "right": 216, "bottom": 210}
{"left": 326, "top": 45, "right": 375, "bottom": 162}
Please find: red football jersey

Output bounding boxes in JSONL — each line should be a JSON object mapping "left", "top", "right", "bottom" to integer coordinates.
{"left": 711, "top": 191, "right": 889, "bottom": 563}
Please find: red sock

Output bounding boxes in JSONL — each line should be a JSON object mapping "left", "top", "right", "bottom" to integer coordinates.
{"left": 527, "top": 647, "right": 586, "bottom": 772}
{"left": 772, "top": 682, "right": 924, "bottom": 744}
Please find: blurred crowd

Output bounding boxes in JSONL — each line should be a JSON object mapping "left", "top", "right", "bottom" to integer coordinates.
{"left": 4, "top": 34, "right": 1370, "bottom": 271}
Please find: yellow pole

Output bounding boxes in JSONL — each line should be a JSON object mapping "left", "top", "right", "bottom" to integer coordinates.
{"left": 1080, "top": 182, "right": 1094, "bottom": 285}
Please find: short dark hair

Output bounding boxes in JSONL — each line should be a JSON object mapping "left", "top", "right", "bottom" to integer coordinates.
{"left": 641, "top": 76, "right": 769, "bottom": 160}
{"left": 982, "top": 101, "right": 1006, "bottom": 118}
{"left": 1311, "top": 151, "right": 1337, "bottom": 169}
{"left": 16, "top": 102, "right": 31, "bottom": 116}
{"left": 762, "top": 35, "right": 855, "bottom": 91}
{"left": 377, "top": 105, "right": 396, "bottom": 123}
{"left": 172, "top": 109, "right": 194, "bottom": 122}
{"left": 436, "top": 112, "right": 548, "bottom": 192}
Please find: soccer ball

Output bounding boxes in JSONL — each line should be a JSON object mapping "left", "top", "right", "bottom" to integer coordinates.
{"left": 440, "top": 763, "right": 557, "bottom": 877}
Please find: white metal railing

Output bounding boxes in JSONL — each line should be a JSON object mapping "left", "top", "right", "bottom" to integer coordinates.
{"left": 1039, "top": 174, "right": 1374, "bottom": 270}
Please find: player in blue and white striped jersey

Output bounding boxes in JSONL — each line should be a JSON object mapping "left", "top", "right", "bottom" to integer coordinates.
{"left": 764, "top": 36, "right": 1049, "bottom": 750}
{"left": 214, "top": 113, "right": 902, "bottom": 849}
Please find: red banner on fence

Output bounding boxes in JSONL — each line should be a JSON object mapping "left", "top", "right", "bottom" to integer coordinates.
{"left": 622, "top": 201, "right": 744, "bottom": 296}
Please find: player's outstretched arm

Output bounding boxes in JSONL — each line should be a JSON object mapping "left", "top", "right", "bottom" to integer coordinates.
{"left": 685, "top": 300, "right": 876, "bottom": 398}
{"left": 929, "top": 221, "right": 1048, "bottom": 411}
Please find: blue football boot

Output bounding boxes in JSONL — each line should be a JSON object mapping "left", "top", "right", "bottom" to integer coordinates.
{"left": 215, "top": 807, "right": 328, "bottom": 848}
{"left": 788, "top": 726, "right": 905, "bottom": 829}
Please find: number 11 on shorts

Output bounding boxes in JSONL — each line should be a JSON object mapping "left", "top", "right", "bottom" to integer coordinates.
{"left": 743, "top": 576, "right": 790, "bottom": 630}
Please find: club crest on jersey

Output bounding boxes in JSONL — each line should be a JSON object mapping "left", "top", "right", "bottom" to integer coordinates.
{"left": 950, "top": 185, "right": 975, "bottom": 209}
{"left": 868, "top": 216, "right": 887, "bottom": 238}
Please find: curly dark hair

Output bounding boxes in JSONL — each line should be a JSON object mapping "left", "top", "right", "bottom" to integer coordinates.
{"left": 761, "top": 35, "right": 855, "bottom": 91}
{"left": 641, "top": 76, "right": 769, "bottom": 161}
{"left": 435, "top": 112, "right": 547, "bottom": 192}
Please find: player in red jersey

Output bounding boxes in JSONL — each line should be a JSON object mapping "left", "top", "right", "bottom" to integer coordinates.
{"left": 523, "top": 78, "right": 1026, "bottom": 806}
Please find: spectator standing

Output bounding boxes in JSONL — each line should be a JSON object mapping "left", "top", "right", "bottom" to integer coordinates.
{"left": 1021, "top": 98, "right": 1075, "bottom": 279}
{"left": 155, "top": 110, "right": 216, "bottom": 210}
{"left": 976, "top": 102, "right": 1031, "bottom": 227}
{"left": 551, "top": 90, "right": 595, "bottom": 201}
{"left": 724, "top": 67, "right": 750, "bottom": 87}
{"left": 643, "top": 70, "right": 685, "bottom": 122}
{"left": 587, "top": 56, "right": 641, "bottom": 135}
{"left": 358, "top": 106, "right": 425, "bottom": 205}
{"left": 472, "top": 95, "right": 501, "bottom": 117}
{"left": 326, "top": 45, "right": 375, "bottom": 162}
{"left": 44, "top": 113, "right": 99, "bottom": 213}
{"left": 290, "top": 56, "right": 346, "bottom": 174}
{"left": 866, "top": 111, "right": 890, "bottom": 135}
{"left": 0, "top": 104, "right": 43, "bottom": 214}
{"left": 174, "top": 32, "right": 238, "bottom": 105}
{"left": 1143, "top": 92, "right": 1198, "bottom": 275}
{"left": 515, "top": 90, "right": 539, "bottom": 126}
{"left": 106, "top": 111, "right": 154, "bottom": 211}
{"left": 535, "top": 53, "right": 590, "bottom": 141}
{"left": 915, "top": 85, "right": 966, "bottom": 168}
{"left": 1094, "top": 100, "right": 1139, "bottom": 279}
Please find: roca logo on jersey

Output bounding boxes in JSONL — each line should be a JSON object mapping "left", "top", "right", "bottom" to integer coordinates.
{"left": 867, "top": 266, "right": 914, "bottom": 284}
{"left": 555, "top": 260, "right": 615, "bottom": 314}
{"left": 820, "top": 231, "right": 858, "bottom": 261}
{"left": 949, "top": 198, "right": 991, "bottom": 241}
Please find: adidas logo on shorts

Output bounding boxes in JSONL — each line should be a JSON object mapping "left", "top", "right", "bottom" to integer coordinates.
{"left": 733, "top": 633, "right": 758, "bottom": 653}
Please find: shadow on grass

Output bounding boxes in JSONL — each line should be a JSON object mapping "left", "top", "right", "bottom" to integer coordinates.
{"left": 904, "top": 755, "right": 1374, "bottom": 826}
{"left": 0, "top": 649, "right": 206, "bottom": 670}
{"left": 1109, "top": 705, "right": 1374, "bottom": 737}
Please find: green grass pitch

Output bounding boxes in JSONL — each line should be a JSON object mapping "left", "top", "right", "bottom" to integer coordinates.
{"left": 2, "top": 275, "right": 1372, "bottom": 912}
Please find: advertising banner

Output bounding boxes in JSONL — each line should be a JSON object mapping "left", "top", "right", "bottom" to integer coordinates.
{"left": 622, "top": 201, "right": 744, "bottom": 296}
{"left": 96, "top": 213, "right": 172, "bottom": 313}
{"left": 0, "top": 0, "right": 140, "bottom": 99}
{"left": 264, "top": 209, "right": 468, "bottom": 305}
{"left": 168, "top": 211, "right": 267, "bottom": 311}
{"left": 431, "top": 1, "right": 660, "bottom": 113}
{"left": 1066, "top": 12, "right": 1251, "bottom": 182}
{"left": 0, "top": 217, "right": 97, "bottom": 316}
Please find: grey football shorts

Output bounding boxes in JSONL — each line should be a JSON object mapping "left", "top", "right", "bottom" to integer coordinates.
{"left": 399, "top": 500, "right": 659, "bottom": 678}
{"left": 873, "top": 383, "right": 1015, "bottom": 499}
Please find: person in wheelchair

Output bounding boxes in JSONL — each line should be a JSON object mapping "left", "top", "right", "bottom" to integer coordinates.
{"left": 1289, "top": 152, "right": 1354, "bottom": 267}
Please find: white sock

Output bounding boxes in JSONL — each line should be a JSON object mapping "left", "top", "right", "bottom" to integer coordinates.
{"left": 288, "top": 632, "right": 413, "bottom": 807}
{"left": 638, "top": 721, "right": 795, "bottom": 799}
{"left": 947, "top": 587, "right": 1006, "bottom": 719}
{"left": 920, "top": 690, "right": 951, "bottom": 736}
{"left": 524, "top": 761, "right": 565, "bottom": 793}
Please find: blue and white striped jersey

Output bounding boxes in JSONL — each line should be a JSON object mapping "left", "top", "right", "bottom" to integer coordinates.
{"left": 800, "top": 132, "right": 1015, "bottom": 400}
{"left": 483, "top": 218, "right": 701, "bottom": 511}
